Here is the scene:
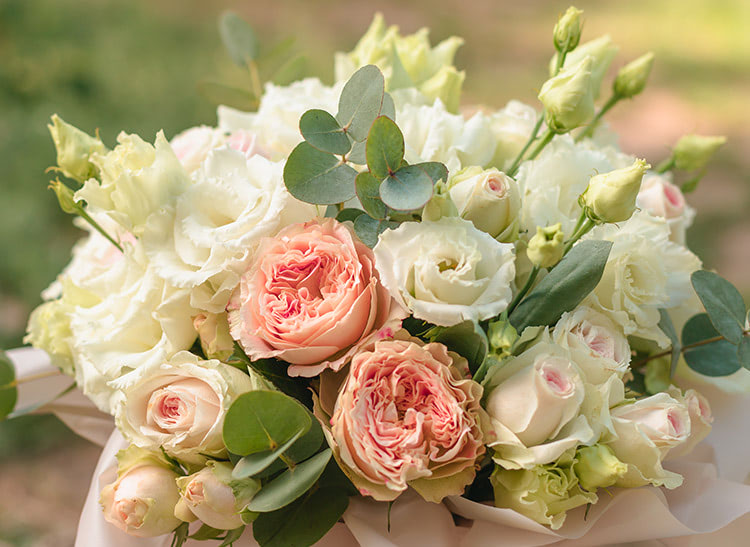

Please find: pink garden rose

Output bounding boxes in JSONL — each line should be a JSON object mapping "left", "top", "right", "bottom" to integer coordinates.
{"left": 228, "top": 218, "right": 405, "bottom": 377}
{"left": 328, "top": 335, "right": 486, "bottom": 502}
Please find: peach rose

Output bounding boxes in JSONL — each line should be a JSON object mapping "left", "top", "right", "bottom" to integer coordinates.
{"left": 328, "top": 336, "right": 485, "bottom": 502}
{"left": 228, "top": 218, "right": 405, "bottom": 377}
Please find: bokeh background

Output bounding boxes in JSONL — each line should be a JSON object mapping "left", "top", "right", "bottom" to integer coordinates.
{"left": 0, "top": 0, "right": 747, "bottom": 544}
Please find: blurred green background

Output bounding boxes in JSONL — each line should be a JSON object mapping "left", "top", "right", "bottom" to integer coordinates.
{"left": 0, "top": 0, "right": 747, "bottom": 544}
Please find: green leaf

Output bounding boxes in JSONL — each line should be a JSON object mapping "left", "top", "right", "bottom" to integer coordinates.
{"left": 682, "top": 313, "right": 741, "bottom": 376}
{"left": 219, "top": 527, "right": 246, "bottom": 547}
{"left": 336, "top": 65, "right": 385, "bottom": 142}
{"left": 219, "top": 12, "right": 259, "bottom": 66}
{"left": 271, "top": 55, "right": 307, "bottom": 86}
{"left": 246, "top": 449, "right": 332, "bottom": 512}
{"left": 430, "top": 320, "right": 488, "bottom": 376}
{"left": 738, "top": 337, "right": 750, "bottom": 370}
{"left": 509, "top": 240, "right": 613, "bottom": 332}
{"left": 366, "top": 116, "right": 404, "bottom": 179}
{"left": 680, "top": 174, "right": 701, "bottom": 194}
{"left": 353, "top": 214, "right": 397, "bottom": 248}
{"left": 233, "top": 429, "right": 304, "bottom": 479}
{"left": 0, "top": 351, "right": 18, "bottom": 421}
{"left": 223, "top": 391, "right": 311, "bottom": 456}
{"left": 189, "top": 524, "right": 225, "bottom": 540}
{"left": 252, "top": 487, "right": 349, "bottom": 547}
{"left": 380, "top": 164, "right": 435, "bottom": 211}
{"left": 257, "top": 37, "right": 296, "bottom": 80}
{"left": 658, "top": 309, "right": 681, "bottom": 377}
{"left": 299, "top": 110, "right": 350, "bottom": 155}
{"left": 283, "top": 142, "right": 357, "bottom": 205}
{"left": 347, "top": 140, "right": 367, "bottom": 164}
{"left": 381, "top": 92, "right": 396, "bottom": 122}
{"left": 197, "top": 81, "right": 258, "bottom": 111}
{"left": 417, "top": 161, "right": 449, "bottom": 184}
{"left": 170, "top": 522, "right": 190, "bottom": 547}
{"left": 282, "top": 412, "right": 324, "bottom": 464}
{"left": 356, "top": 172, "right": 388, "bottom": 219}
{"left": 336, "top": 208, "right": 366, "bottom": 223}
{"left": 691, "top": 270, "right": 746, "bottom": 345}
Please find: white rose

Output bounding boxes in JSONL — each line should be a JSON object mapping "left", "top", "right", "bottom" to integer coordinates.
{"left": 373, "top": 217, "right": 515, "bottom": 327}
{"left": 607, "top": 393, "right": 690, "bottom": 488}
{"left": 396, "top": 98, "right": 496, "bottom": 173}
{"left": 553, "top": 306, "right": 631, "bottom": 384}
{"left": 484, "top": 335, "right": 615, "bottom": 469}
{"left": 584, "top": 211, "right": 702, "bottom": 347}
{"left": 448, "top": 167, "right": 521, "bottom": 241}
{"left": 113, "top": 351, "right": 264, "bottom": 461}
{"left": 217, "top": 78, "right": 340, "bottom": 160}
{"left": 637, "top": 173, "right": 695, "bottom": 245}
{"left": 77, "top": 131, "right": 191, "bottom": 234}
{"left": 488, "top": 100, "right": 538, "bottom": 171}
{"left": 170, "top": 126, "right": 226, "bottom": 174}
{"left": 142, "top": 148, "right": 317, "bottom": 313}
{"left": 175, "top": 462, "right": 260, "bottom": 530}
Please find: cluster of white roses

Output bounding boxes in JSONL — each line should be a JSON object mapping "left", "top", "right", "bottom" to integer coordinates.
{"left": 23, "top": 9, "right": 732, "bottom": 541}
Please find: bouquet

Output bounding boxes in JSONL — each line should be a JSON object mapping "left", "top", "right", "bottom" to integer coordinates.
{"left": 2, "top": 6, "right": 748, "bottom": 546}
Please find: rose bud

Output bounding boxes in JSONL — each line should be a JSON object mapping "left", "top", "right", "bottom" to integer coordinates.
{"left": 527, "top": 223, "right": 565, "bottom": 268}
{"left": 48, "top": 114, "right": 108, "bottom": 183}
{"left": 193, "top": 312, "right": 235, "bottom": 362}
{"left": 539, "top": 57, "right": 596, "bottom": 133}
{"left": 100, "top": 446, "right": 181, "bottom": 538}
{"left": 581, "top": 158, "right": 650, "bottom": 223}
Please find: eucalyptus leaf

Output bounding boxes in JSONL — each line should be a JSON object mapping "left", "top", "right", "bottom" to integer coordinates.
{"left": 417, "top": 161, "right": 449, "bottom": 184}
{"left": 682, "top": 313, "right": 741, "bottom": 376}
{"left": 283, "top": 412, "right": 324, "bottom": 464}
{"left": 246, "top": 449, "right": 332, "bottom": 512}
{"left": 284, "top": 142, "right": 357, "bottom": 205}
{"left": 222, "top": 391, "right": 311, "bottom": 456}
{"left": 336, "top": 208, "right": 366, "bottom": 223}
{"left": 0, "top": 351, "right": 17, "bottom": 421}
{"left": 336, "top": 65, "right": 385, "bottom": 142}
{"left": 258, "top": 37, "right": 296, "bottom": 80}
{"left": 353, "top": 214, "right": 397, "bottom": 248}
{"left": 197, "top": 81, "right": 258, "bottom": 111}
{"left": 299, "top": 110, "right": 350, "bottom": 155}
{"left": 430, "top": 321, "right": 488, "bottom": 376}
{"left": 272, "top": 55, "right": 307, "bottom": 86}
{"left": 691, "top": 270, "right": 746, "bottom": 345}
{"left": 509, "top": 240, "right": 613, "bottom": 332}
{"left": 219, "top": 12, "right": 260, "bottom": 66}
{"left": 657, "top": 309, "right": 681, "bottom": 377}
{"left": 347, "top": 139, "right": 367, "bottom": 164}
{"left": 252, "top": 487, "right": 349, "bottom": 547}
{"left": 366, "top": 116, "right": 404, "bottom": 179}
{"left": 324, "top": 205, "right": 338, "bottom": 218}
{"left": 233, "top": 429, "right": 304, "bottom": 479}
{"left": 739, "top": 337, "right": 750, "bottom": 370}
{"left": 381, "top": 92, "right": 396, "bottom": 122}
{"left": 380, "top": 165, "right": 434, "bottom": 211}
{"left": 356, "top": 172, "right": 388, "bottom": 219}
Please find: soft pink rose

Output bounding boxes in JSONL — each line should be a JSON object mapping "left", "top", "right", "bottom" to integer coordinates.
{"left": 667, "top": 387, "right": 713, "bottom": 459}
{"left": 329, "top": 336, "right": 485, "bottom": 502}
{"left": 227, "top": 129, "right": 266, "bottom": 157}
{"left": 637, "top": 175, "right": 686, "bottom": 219}
{"left": 228, "top": 218, "right": 405, "bottom": 377}
{"left": 170, "top": 126, "right": 225, "bottom": 173}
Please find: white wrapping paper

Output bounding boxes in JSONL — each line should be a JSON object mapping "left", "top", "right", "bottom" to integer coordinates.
{"left": 8, "top": 348, "right": 750, "bottom": 546}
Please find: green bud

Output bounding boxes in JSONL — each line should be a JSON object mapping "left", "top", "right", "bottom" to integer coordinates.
{"left": 539, "top": 57, "right": 596, "bottom": 133}
{"left": 613, "top": 52, "right": 655, "bottom": 99}
{"left": 573, "top": 444, "right": 627, "bottom": 491}
{"left": 48, "top": 114, "right": 107, "bottom": 183}
{"left": 422, "top": 180, "right": 459, "bottom": 221}
{"left": 527, "top": 223, "right": 565, "bottom": 268}
{"left": 49, "top": 180, "right": 79, "bottom": 215}
{"left": 488, "top": 318, "right": 518, "bottom": 358}
{"left": 581, "top": 158, "right": 650, "bottom": 223}
{"left": 553, "top": 6, "right": 583, "bottom": 53}
{"left": 673, "top": 134, "right": 726, "bottom": 171}
{"left": 553, "top": 35, "right": 619, "bottom": 99}
{"left": 644, "top": 356, "right": 671, "bottom": 395}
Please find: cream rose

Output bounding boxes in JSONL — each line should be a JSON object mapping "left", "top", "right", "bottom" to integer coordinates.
{"left": 373, "top": 217, "right": 515, "bottom": 327}
{"left": 666, "top": 387, "right": 713, "bottom": 459}
{"left": 606, "top": 393, "right": 690, "bottom": 488}
{"left": 328, "top": 336, "right": 485, "bottom": 502}
{"left": 170, "top": 125, "right": 226, "bottom": 174}
{"left": 113, "top": 352, "right": 263, "bottom": 460}
{"left": 637, "top": 173, "right": 695, "bottom": 245}
{"left": 228, "top": 218, "right": 405, "bottom": 377}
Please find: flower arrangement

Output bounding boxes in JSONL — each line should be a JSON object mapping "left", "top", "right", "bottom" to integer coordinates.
{"left": 1, "top": 6, "right": 747, "bottom": 546}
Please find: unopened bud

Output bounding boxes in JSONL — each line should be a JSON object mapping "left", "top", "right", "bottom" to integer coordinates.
{"left": 422, "top": 180, "right": 459, "bottom": 221}
{"left": 527, "top": 223, "right": 565, "bottom": 268}
{"left": 49, "top": 180, "right": 79, "bottom": 214}
{"left": 573, "top": 444, "right": 627, "bottom": 491}
{"left": 673, "top": 134, "right": 726, "bottom": 171}
{"left": 48, "top": 114, "right": 107, "bottom": 183}
{"left": 613, "top": 52, "right": 655, "bottom": 99}
{"left": 553, "top": 6, "right": 583, "bottom": 53}
{"left": 488, "top": 318, "right": 518, "bottom": 359}
{"left": 581, "top": 159, "right": 650, "bottom": 223}
{"left": 539, "top": 56, "right": 595, "bottom": 133}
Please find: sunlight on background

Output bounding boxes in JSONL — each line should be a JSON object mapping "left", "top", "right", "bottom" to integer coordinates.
{"left": 0, "top": 0, "right": 747, "bottom": 544}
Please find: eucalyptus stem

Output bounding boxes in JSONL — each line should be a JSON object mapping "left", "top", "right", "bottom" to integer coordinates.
{"left": 507, "top": 115, "right": 544, "bottom": 178}
{"left": 633, "top": 329, "right": 749, "bottom": 369}
{"left": 507, "top": 265, "right": 541, "bottom": 316}
{"left": 577, "top": 94, "right": 621, "bottom": 142}
{"left": 656, "top": 157, "right": 676, "bottom": 174}
{"left": 247, "top": 60, "right": 263, "bottom": 99}
{"left": 563, "top": 217, "right": 595, "bottom": 254}
{"left": 77, "top": 208, "right": 124, "bottom": 253}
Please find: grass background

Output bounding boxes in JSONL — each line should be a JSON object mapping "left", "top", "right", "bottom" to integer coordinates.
{"left": 0, "top": 0, "right": 747, "bottom": 544}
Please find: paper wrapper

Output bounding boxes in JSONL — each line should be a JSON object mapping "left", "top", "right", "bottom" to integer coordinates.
{"left": 8, "top": 348, "right": 750, "bottom": 546}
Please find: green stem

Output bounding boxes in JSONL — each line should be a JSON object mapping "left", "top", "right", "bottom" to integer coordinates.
{"left": 247, "top": 60, "right": 263, "bottom": 100}
{"left": 577, "top": 94, "right": 621, "bottom": 142}
{"left": 507, "top": 265, "right": 541, "bottom": 316}
{"left": 633, "top": 329, "right": 749, "bottom": 369}
{"left": 563, "top": 217, "right": 595, "bottom": 254}
{"left": 656, "top": 157, "right": 676, "bottom": 174}
{"left": 507, "top": 115, "right": 544, "bottom": 178}
{"left": 526, "top": 129, "right": 555, "bottom": 163}
{"left": 553, "top": 49, "right": 569, "bottom": 76}
{"left": 77, "top": 208, "right": 124, "bottom": 253}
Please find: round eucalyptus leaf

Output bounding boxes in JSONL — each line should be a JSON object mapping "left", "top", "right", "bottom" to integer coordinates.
{"left": 336, "top": 208, "right": 366, "bottom": 223}
{"left": 219, "top": 12, "right": 259, "bottom": 66}
{"left": 353, "top": 214, "right": 398, "bottom": 248}
{"left": 379, "top": 164, "right": 434, "bottom": 211}
{"left": 0, "top": 351, "right": 17, "bottom": 421}
{"left": 366, "top": 116, "right": 404, "bottom": 180}
{"left": 232, "top": 429, "right": 304, "bottom": 479}
{"left": 417, "top": 161, "right": 449, "bottom": 184}
{"left": 299, "top": 110, "right": 350, "bottom": 155}
{"left": 691, "top": 270, "right": 746, "bottom": 345}
{"left": 223, "top": 391, "right": 311, "bottom": 456}
{"left": 738, "top": 337, "right": 750, "bottom": 370}
{"left": 682, "top": 313, "right": 741, "bottom": 377}
{"left": 347, "top": 139, "right": 367, "bottom": 164}
{"left": 284, "top": 142, "right": 357, "bottom": 205}
{"left": 355, "top": 171, "right": 388, "bottom": 219}
{"left": 336, "top": 65, "right": 385, "bottom": 142}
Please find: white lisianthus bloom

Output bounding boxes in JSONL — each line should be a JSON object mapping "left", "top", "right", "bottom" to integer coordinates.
{"left": 142, "top": 148, "right": 317, "bottom": 312}
{"left": 217, "top": 78, "right": 340, "bottom": 160}
{"left": 396, "top": 98, "right": 496, "bottom": 174}
{"left": 636, "top": 172, "right": 695, "bottom": 245}
{"left": 373, "top": 217, "right": 515, "bottom": 327}
{"left": 583, "top": 211, "right": 701, "bottom": 347}
{"left": 113, "top": 351, "right": 265, "bottom": 461}
{"left": 553, "top": 306, "right": 631, "bottom": 384}
{"left": 488, "top": 100, "right": 539, "bottom": 171}
{"left": 77, "top": 132, "right": 191, "bottom": 234}
{"left": 170, "top": 126, "right": 226, "bottom": 174}
{"left": 606, "top": 393, "right": 690, "bottom": 489}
